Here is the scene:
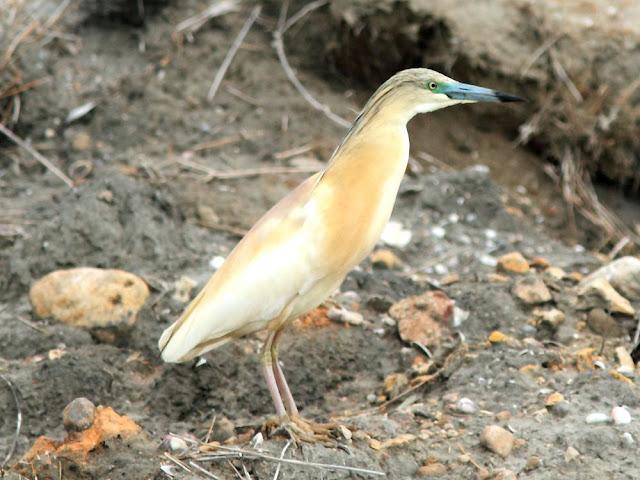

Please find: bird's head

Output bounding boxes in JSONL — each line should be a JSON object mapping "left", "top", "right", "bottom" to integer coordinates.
{"left": 379, "top": 68, "right": 525, "bottom": 116}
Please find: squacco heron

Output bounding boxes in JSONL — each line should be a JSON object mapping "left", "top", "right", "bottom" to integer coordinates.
{"left": 159, "top": 68, "right": 522, "bottom": 433}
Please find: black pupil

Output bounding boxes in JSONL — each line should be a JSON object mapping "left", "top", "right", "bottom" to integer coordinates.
{"left": 430, "top": 82, "right": 437, "bottom": 89}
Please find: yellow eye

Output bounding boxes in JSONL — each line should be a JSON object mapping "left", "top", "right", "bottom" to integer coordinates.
{"left": 428, "top": 82, "right": 438, "bottom": 90}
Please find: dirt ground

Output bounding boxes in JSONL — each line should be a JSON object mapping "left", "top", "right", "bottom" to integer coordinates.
{"left": 1, "top": 1, "right": 639, "bottom": 479}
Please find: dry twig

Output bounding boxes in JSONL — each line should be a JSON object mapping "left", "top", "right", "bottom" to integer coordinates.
{"left": 207, "top": 6, "right": 262, "bottom": 101}
{"left": 175, "top": 0, "right": 238, "bottom": 34}
{"left": 273, "top": 1, "right": 351, "bottom": 128}
{"left": 177, "top": 157, "right": 319, "bottom": 182}
{"left": 0, "top": 121, "right": 74, "bottom": 188}
{"left": 196, "top": 444, "right": 385, "bottom": 477}
{"left": 0, "top": 374, "right": 22, "bottom": 469}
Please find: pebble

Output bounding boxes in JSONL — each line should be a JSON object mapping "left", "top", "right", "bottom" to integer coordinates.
{"left": 611, "top": 406, "right": 631, "bottom": 425}
{"left": 172, "top": 275, "right": 197, "bottom": 303}
{"left": 615, "top": 346, "right": 635, "bottom": 373}
{"left": 497, "top": 252, "right": 530, "bottom": 274}
{"left": 370, "top": 249, "right": 402, "bottom": 269}
{"left": 327, "top": 307, "right": 364, "bottom": 326}
{"left": 417, "top": 462, "right": 447, "bottom": 477}
{"left": 63, "top": 397, "right": 96, "bottom": 432}
{"left": 564, "top": 446, "right": 580, "bottom": 462}
{"left": 585, "top": 412, "right": 609, "bottom": 424}
{"left": 431, "top": 226, "right": 446, "bottom": 239}
{"left": 495, "top": 410, "right": 511, "bottom": 422}
{"left": 544, "top": 266, "right": 566, "bottom": 280}
{"left": 581, "top": 256, "right": 640, "bottom": 301}
{"left": 209, "top": 255, "right": 225, "bottom": 270}
{"left": 367, "top": 295, "right": 393, "bottom": 313}
{"left": 30, "top": 268, "right": 149, "bottom": 340}
{"left": 549, "top": 400, "right": 571, "bottom": 418}
{"left": 381, "top": 221, "right": 412, "bottom": 248}
{"left": 525, "top": 455, "right": 542, "bottom": 471}
{"left": 544, "top": 392, "right": 564, "bottom": 407}
{"left": 249, "top": 432, "right": 263, "bottom": 448}
{"left": 493, "top": 469, "right": 517, "bottom": 480}
{"left": 513, "top": 277, "right": 552, "bottom": 304}
{"left": 71, "top": 130, "right": 93, "bottom": 151}
{"left": 479, "top": 254, "right": 497, "bottom": 267}
{"left": 480, "top": 425, "right": 514, "bottom": 457}
{"left": 453, "top": 306, "right": 469, "bottom": 327}
{"left": 166, "top": 436, "right": 188, "bottom": 453}
{"left": 533, "top": 308, "right": 565, "bottom": 329}
{"left": 455, "top": 397, "right": 478, "bottom": 414}
{"left": 622, "top": 432, "right": 635, "bottom": 448}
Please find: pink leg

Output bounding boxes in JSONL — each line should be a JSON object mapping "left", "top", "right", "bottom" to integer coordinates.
{"left": 261, "top": 331, "right": 286, "bottom": 417}
{"left": 271, "top": 329, "right": 299, "bottom": 416}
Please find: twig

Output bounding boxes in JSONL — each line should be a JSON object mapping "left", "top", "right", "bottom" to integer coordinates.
{"left": 273, "top": 2, "right": 351, "bottom": 129}
{"left": 177, "top": 157, "right": 319, "bottom": 181}
{"left": 188, "top": 461, "right": 221, "bottom": 480}
{"left": 175, "top": 0, "right": 238, "bottom": 34}
{"left": 204, "top": 414, "right": 217, "bottom": 445}
{"left": 198, "top": 445, "right": 385, "bottom": 477}
{"left": 282, "top": 0, "right": 329, "bottom": 33}
{"left": 207, "top": 6, "right": 262, "bottom": 101}
{"left": 0, "top": 374, "right": 22, "bottom": 469}
{"left": 520, "top": 33, "right": 564, "bottom": 76}
{"left": 163, "top": 452, "right": 193, "bottom": 474}
{"left": 273, "top": 142, "right": 317, "bottom": 160}
{"left": 272, "top": 440, "right": 292, "bottom": 480}
{"left": 225, "top": 84, "right": 261, "bottom": 106}
{"left": 550, "top": 48, "right": 583, "bottom": 103}
{"left": 198, "top": 221, "right": 247, "bottom": 238}
{"left": 0, "top": 122, "right": 74, "bottom": 189}
{"left": 189, "top": 134, "right": 242, "bottom": 152}
{"left": 633, "top": 314, "right": 640, "bottom": 346}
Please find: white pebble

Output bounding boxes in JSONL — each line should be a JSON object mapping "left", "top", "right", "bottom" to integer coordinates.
{"left": 611, "top": 406, "right": 632, "bottom": 425}
{"left": 327, "top": 307, "right": 363, "bottom": 326}
{"left": 381, "top": 315, "right": 396, "bottom": 326}
{"left": 622, "top": 432, "right": 635, "bottom": 447}
{"left": 431, "top": 226, "right": 446, "bottom": 238}
{"left": 585, "top": 412, "right": 609, "bottom": 424}
{"left": 448, "top": 213, "right": 459, "bottom": 223}
{"left": 434, "top": 264, "right": 448, "bottom": 275}
{"left": 455, "top": 397, "right": 478, "bottom": 414}
{"left": 168, "top": 436, "right": 188, "bottom": 452}
{"left": 484, "top": 229, "right": 497, "bottom": 239}
{"left": 249, "top": 432, "right": 263, "bottom": 448}
{"left": 593, "top": 360, "right": 606, "bottom": 370}
{"left": 453, "top": 307, "right": 469, "bottom": 327}
{"left": 617, "top": 365, "right": 635, "bottom": 377}
{"left": 381, "top": 221, "right": 412, "bottom": 248}
{"left": 478, "top": 254, "right": 497, "bottom": 267}
{"left": 209, "top": 255, "right": 225, "bottom": 270}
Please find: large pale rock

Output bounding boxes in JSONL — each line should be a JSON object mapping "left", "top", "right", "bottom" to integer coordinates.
{"left": 480, "top": 425, "right": 514, "bottom": 457}
{"left": 577, "top": 277, "right": 635, "bottom": 316}
{"left": 390, "top": 291, "right": 453, "bottom": 347}
{"left": 30, "top": 267, "right": 149, "bottom": 335}
{"left": 581, "top": 256, "right": 640, "bottom": 301}
{"left": 513, "top": 277, "right": 552, "bottom": 304}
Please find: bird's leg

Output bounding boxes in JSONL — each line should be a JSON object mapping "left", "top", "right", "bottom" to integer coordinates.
{"left": 271, "top": 328, "right": 299, "bottom": 416}
{"left": 261, "top": 331, "right": 286, "bottom": 418}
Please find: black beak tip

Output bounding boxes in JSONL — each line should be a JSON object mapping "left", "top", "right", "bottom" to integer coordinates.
{"left": 496, "top": 91, "right": 527, "bottom": 103}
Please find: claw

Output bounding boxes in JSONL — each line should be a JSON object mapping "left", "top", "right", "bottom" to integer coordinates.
{"left": 262, "top": 414, "right": 349, "bottom": 446}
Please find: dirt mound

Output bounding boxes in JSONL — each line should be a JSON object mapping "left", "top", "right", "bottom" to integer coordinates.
{"left": 0, "top": 171, "right": 210, "bottom": 301}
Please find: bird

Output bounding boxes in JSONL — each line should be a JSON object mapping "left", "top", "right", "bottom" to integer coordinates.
{"left": 159, "top": 68, "right": 523, "bottom": 438}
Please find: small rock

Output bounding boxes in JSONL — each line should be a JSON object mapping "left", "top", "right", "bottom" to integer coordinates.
{"left": 586, "top": 308, "right": 625, "bottom": 337}
{"left": 417, "top": 462, "right": 447, "bottom": 477}
{"left": 585, "top": 412, "right": 609, "bottom": 424}
{"left": 480, "top": 425, "right": 514, "bottom": 457}
{"left": 611, "top": 406, "right": 631, "bottom": 425}
{"left": 380, "top": 314, "right": 396, "bottom": 326}
{"left": 533, "top": 308, "right": 565, "bottom": 329}
{"left": 544, "top": 266, "right": 567, "bottom": 280}
{"left": 209, "top": 255, "right": 225, "bottom": 270}
{"left": 578, "top": 278, "right": 635, "bottom": 316}
{"left": 335, "top": 290, "right": 361, "bottom": 307}
{"left": 581, "top": 256, "right": 640, "bottom": 301}
{"left": 381, "top": 221, "right": 412, "bottom": 248}
{"left": 497, "top": 252, "right": 530, "bottom": 274}
{"left": 390, "top": 291, "right": 453, "bottom": 347}
{"left": 622, "top": 432, "right": 635, "bottom": 448}
{"left": 30, "top": 268, "right": 149, "bottom": 340}
{"left": 525, "top": 455, "right": 542, "bottom": 471}
{"left": 430, "top": 226, "right": 446, "bottom": 238}
{"left": 384, "top": 373, "right": 409, "bottom": 398}
{"left": 327, "top": 307, "right": 364, "bottom": 326}
{"left": 530, "top": 257, "right": 550, "bottom": 268}
{"left": 615, "top": 346, "right": 636, "bottom": 373}
{"left": 338, "top": 425, "right": 352, "bottom": 441}
{"left": 370, "top": 249, "right": 402, "bottom": 269}
{"left": 495, "top": 410, "right": 511, "bottom": 422}
{"left": 212, "top": 416, "right": 235, "bottom": 442}
{"left": 71, "top": 130, "right": 92, "bottom": 151}
{"left": 455, "top": 397, "right": 478, "bottom": 414}
{"left": 513, "top": 277, "right": 552, "bottom": 304}
{"left": 453, "top": 306, "right": 469, "bottom": 327}
{"left": 564, "top": 446, "right": 580, "bottom": 462}
{"left": 63, "top": 398, "right": 96, "bottom": 432}
{"left": 165, "top": 436, "right": 188, "bottom": 453}
{"left": 544, "top": 392, "right": 564, "bottom": 407}
{"left": 249, "top": 432, "right": 263, "bottom": 449}
{"left": 493, "top": 469, "right": 517, "bottom": 480}
{"left": 172, "top": 275, "right": 197, "bottom": 303}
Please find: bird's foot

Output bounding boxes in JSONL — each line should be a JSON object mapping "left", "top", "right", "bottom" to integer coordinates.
{"left": 263, "top": 414, "right": 347, "bottom": 445}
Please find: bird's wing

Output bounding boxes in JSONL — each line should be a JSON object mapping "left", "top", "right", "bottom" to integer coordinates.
{"left": 159, "top": 172, "right": 327, "bottom": 362}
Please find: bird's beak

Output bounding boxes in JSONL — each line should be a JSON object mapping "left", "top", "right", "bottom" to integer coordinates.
{"left": 442, "top": 82, "right": 525, "bottom": 103}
